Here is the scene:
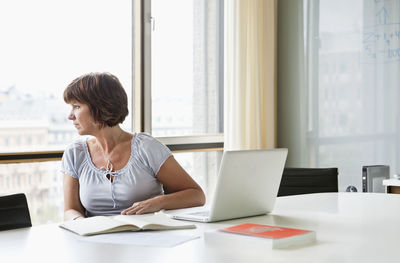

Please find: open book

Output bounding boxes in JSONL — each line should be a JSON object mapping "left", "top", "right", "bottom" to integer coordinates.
{"left": 59, "top": 213, "right": 196, "bottom": 236}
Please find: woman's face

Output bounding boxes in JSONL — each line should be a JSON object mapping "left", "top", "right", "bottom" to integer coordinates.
{"left": 67, "top": 101, "right": 99, "bottom": 135}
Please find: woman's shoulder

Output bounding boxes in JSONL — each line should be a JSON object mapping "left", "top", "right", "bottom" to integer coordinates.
{"left": 64, "top": 137, "right": 87, "bottom": 157}
{"left": 131, "top": 133, "right": 172, "bottom": 174}
{"left": 132, "top": 132, "right": 170, "bottom": 154}
{"left": 133, "top": 132, "right": 159, "bottom": 146}
{"left": 61, "top": 137, "right": 89, "bottom": 175}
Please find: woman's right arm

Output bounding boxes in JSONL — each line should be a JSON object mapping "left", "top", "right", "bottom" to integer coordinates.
{"left": 63, "top": 174, "right": 85, "bottom": 221}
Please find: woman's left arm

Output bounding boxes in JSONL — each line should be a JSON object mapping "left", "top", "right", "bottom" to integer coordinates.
{"left": 121, "top": 156, "right": 206, "bottom": 215}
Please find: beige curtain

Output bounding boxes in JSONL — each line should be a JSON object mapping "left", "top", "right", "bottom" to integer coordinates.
{"left": 224, "top": 0, "right": 277, "bottom": 151}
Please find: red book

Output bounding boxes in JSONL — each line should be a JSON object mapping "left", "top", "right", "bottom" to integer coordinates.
{"left": 217, "top": 223, "right": 316, "bottom": 249}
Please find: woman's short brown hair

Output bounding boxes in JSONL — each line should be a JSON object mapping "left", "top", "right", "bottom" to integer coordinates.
{"left": 63, "top": 72, "right": 129, "bottom": 127}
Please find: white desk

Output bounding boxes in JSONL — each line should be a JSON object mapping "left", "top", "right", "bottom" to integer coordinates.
{"left": 1, "top": 193, "right": 400, "bottom": 263}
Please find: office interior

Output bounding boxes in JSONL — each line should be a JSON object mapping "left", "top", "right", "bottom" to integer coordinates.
{"left": 1, "top": 0, "right": 400, "bottom": 227}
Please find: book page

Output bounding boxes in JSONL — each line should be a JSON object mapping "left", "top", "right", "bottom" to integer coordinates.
{"left": 60, "top": 216, "right": 139, "bottom": 236}
{"left": 81, "top": 231, "right": 200, "bottom": 247}
{"left": 113, "top": 213, "right": 195, "bottom": 230}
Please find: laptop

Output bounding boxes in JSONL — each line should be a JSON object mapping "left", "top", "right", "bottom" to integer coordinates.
{"left": 171, "top": 148, "right": 288, "bottom": 222}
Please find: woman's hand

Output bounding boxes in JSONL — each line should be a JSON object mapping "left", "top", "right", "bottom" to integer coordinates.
{"left": 121, "top": 156, "right": 205, "bottom": 215}
{"left": 121, "top": 196, "right": 163, "bottom": 215}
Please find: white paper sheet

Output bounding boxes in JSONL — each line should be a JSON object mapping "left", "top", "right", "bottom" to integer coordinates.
{"left": 79, "top": 231, "right": 200, "bottom": 247}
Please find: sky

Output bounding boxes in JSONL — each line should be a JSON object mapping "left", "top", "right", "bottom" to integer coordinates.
{"left": 0, "top": 0, "right": 132, "bottom": 96}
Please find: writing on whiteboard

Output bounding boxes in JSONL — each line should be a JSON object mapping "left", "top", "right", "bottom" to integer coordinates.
{"left": 362, "top": 1, "right": 400, "bottom": 64}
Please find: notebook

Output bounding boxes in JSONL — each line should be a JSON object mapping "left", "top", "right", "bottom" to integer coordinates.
{"left": 171, "top": 148, "right": 288, "bottom": 222}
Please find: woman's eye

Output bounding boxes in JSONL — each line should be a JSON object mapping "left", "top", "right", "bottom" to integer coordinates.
{"left": 73, "top": 105, "right": 80, "bottom": 109}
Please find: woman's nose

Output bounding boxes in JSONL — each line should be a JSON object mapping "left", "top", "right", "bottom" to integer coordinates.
{"left": 68, "top": 111, "right": 75, "bottom": 120}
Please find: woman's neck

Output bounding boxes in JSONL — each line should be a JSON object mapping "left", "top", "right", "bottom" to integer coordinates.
{"left": 94, "top": 126, "right": 125, "bottom": 155}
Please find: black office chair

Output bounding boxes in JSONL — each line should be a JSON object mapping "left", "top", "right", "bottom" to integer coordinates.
{"left": 277, "top": 168, "right": 338, "bottom": 197}
{"left": 0, "top": 193, "right": 32, "bottom": 231}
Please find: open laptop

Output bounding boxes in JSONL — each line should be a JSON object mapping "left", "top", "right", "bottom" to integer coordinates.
{"left": 171, "top": 148, "right": 288, "bottom": 222}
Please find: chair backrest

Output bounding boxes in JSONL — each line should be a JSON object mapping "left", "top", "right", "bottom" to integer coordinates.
{"left": 277, "top": 167, "right": 338, "bottom": 197}
{"left": 0, "top": 193, "right": 32, "bottom": 231}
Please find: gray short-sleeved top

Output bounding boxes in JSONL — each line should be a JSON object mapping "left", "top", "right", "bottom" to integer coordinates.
{"left": 61, "top": 132, "right": 172, "bottom": 217}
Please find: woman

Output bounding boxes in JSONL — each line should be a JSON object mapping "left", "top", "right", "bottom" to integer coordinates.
{"left": 61, "top": 72, "right": 205, "bottom": 221}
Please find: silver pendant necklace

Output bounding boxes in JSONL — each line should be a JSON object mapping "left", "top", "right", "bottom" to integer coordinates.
{"left": 101, "top": 159, "right": 115, "bottom": 182}
{"left": 98, "top": 131, "right": 123, "bottom": 182}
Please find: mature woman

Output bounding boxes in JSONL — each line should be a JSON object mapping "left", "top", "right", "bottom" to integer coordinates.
{"left": 61, "top": 72, "right": 205, "bottom": 221}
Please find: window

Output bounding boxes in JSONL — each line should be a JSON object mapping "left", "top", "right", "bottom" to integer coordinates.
{"left": 137, "top": 0, "right": 224, "bottom": 211}
{"left": 0, "top": 161, "right": 63, "bottom": 225}
{"left": 278, "top": 0, "right": 400, "bottom": 191}
{"left": 150, "top": 0, "right": 224, "bottom": 137}
{"left": 139, "top": 0, "right": 224, "bottom": 206}
{"left": 0, "top": 0, "right": 132, "bottom": 153}
{"left": 0, "top": 0, "right": 132, "bottom": 225}
{"left": 1, "top": 0, "right": 224, "bottom": 225}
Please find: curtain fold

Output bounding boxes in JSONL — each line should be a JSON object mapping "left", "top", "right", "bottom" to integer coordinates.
{"left": 224, "top": 0, "right": 277, "bottom": 151}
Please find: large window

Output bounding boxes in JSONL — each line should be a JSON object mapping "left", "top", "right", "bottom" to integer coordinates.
{"left": 278, "top": 0, "right": 400, "bottom": 191}
{"left": 1, "top": 0, "right": 224, "bottom": 225}
{"left": 0, "top": 0, "right": 132, "bottom": 225}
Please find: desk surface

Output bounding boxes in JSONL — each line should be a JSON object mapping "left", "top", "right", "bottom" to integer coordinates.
{"left": 383, "top": 179, "right": 400, "bottom": 186}
{"left": 2, "top": 192, "right": 400, "bottom": 263}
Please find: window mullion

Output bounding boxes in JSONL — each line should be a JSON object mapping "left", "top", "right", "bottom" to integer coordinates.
{"left": 142, "top": 0, "right": 152, "bottom": 133}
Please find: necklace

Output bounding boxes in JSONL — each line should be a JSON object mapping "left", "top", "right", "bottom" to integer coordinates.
{"left": 98, "top": 130, "right": 124, "bottom": 182}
